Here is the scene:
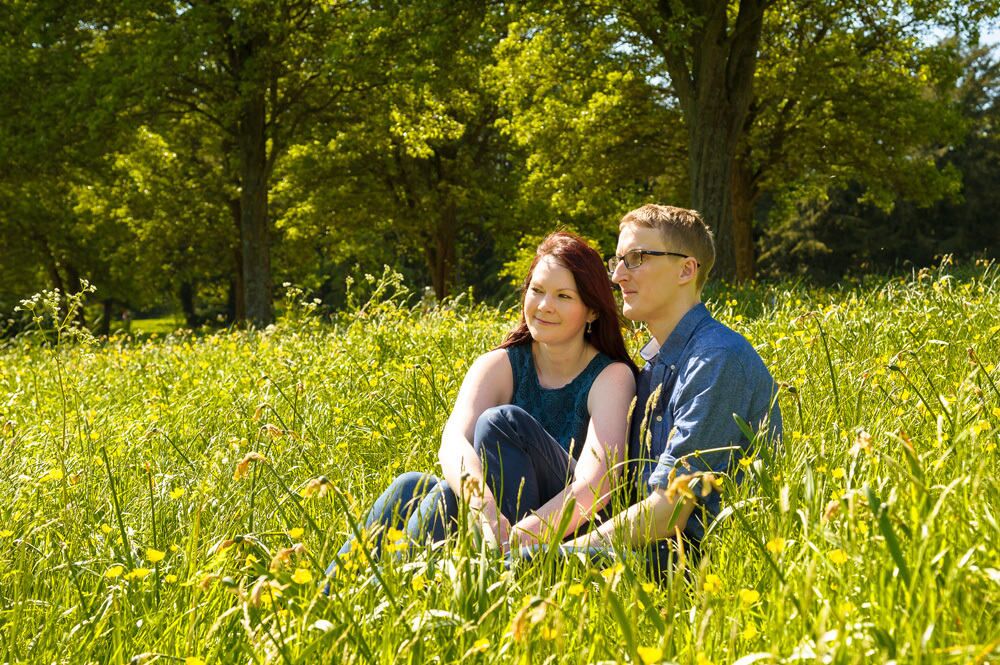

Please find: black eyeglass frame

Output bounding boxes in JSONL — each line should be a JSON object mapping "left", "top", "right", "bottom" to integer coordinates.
{"left": 607, "top": 249, "right": 700, "bottom": 272}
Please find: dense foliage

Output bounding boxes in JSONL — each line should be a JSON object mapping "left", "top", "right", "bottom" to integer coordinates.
{"left": 2, "top": 2, "right": 999, "bottom": 326}
{"left": 1, "top": 265, "right": 998, "bottom": 663}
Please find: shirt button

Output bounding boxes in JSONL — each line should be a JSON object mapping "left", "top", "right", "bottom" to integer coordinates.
{"left": 656, "top": 416, "right": 663, "bottom": 422}
{"left": 670, "top": 365, "right": 676, "bottom": 371}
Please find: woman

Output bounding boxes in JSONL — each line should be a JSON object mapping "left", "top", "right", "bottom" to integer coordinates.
{"left": 331, "top": 232, "right": 636, "bottom": 570}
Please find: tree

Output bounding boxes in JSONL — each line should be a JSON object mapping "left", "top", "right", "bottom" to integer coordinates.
{"left": 103, "top": 0, "right": 404, "bottom": 325}
{"left": 74, "top": 122, "right": 238, "bottom": 326}
{"left": 758, "top": 40, "right": 1000, "bottom": 278}
{"left": 0, "top": 0, "right": 133, "bottom": 322}
{"left": 273, "top": 3, "right": 528, "bottom": 300}
{"left": 498, "top": 0, "right": 1000, "bottom": 279}
{"left": 733, "top": 2, "right": 970, "bottom": 277}
{"left": 489, "top": 5, "right": 688, "bottom": 244}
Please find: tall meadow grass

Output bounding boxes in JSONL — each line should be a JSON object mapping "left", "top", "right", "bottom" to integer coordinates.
{"left": 0, "top": 264, "right": 997, "bottom": 664}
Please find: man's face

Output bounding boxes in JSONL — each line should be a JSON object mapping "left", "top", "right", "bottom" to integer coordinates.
{"left": 611, "top": 224, "right": 680, "bottom": 324}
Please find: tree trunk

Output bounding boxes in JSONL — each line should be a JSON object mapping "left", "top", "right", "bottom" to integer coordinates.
{"left": 688, "top": 112, "right": 740, "bottom": 279}
{"left": 228, "top": 198, "right": 246, "bottom": 324}
{"left": 238, "top": 88, "right": 272, "bottom": 327}
{"left": 44, "top": 251, "right": 66, "bottom": 300}
{"left": 99, "top": 299, "right": 113, "bottom": 337}
{"left": 731, "top": 152, "right": 757, "bottom": 280}
{"left": 639, "top": 0, "right": 767, "bottom": 282}
{"left": 179, "top": 281, "right": 198, "bottom": 328}
{"left": 426, "top": 205, "right": 457, "bottom": 299}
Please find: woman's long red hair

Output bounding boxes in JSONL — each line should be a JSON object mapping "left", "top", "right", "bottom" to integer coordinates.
{"left": 498, "top": 232, "right": 637, "bottom": 374}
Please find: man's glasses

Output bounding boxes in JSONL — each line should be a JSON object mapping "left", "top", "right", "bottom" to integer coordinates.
{"left": 607, "top": 249, "right": 699, "bottom": 273}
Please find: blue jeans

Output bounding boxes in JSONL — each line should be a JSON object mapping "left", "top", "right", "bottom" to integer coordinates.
{"left": 328, "top": 405, "right": 573, "bottom": 571}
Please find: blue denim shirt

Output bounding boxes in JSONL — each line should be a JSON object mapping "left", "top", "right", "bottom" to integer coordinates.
{"left": 628, "top": 303, "right": 782, "bottom": 542}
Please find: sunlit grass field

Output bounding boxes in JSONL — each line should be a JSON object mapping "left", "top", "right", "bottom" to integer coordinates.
{"left": 1, "top": 264, "right": 998, "bottom": 664}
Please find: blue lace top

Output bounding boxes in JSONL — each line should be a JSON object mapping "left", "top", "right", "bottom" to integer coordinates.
{"left": 506, "top": 343, "right": 614, "bottom": 457}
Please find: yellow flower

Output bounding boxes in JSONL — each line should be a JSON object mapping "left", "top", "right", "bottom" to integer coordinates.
{"left": 0, "top": 530, "right": 13, "bottom": 538}
{"left": 125, "top": 567, "right": 152, "bottom": 581}
{"left": 411, "top": 573, "right": 426, "bottom": 592}
{"left": 637, "top": 645, "right": 663, "bottom": 664}
{"left": 165, "top": 574, "right": 178, "bottom": 583}
{"left": 470, "top": 638, "right": 490, "bottom": 654}
{"left": 146, "top": 548, "right": 166, "bottom": 563}
{"left": 831, "top": 467, "right": 845, "bottom": 479}
{"left": 738, "top": 588, "right": 760, "bottom": 607}
{"left": 100, "top": 524, "right": 113, "bottom": 535}
{"left": 291, "top": 567, "right": 313, "bottom": 584}
{"left": 169, "top": 487, "right": 186, "bottom": 500}
{"left": 384, "top": 527, "right": 408, "bottom": 554}
{"left": 104, "top": 565, "right": 124, "bottom": 578}
{"left": 740, "top": 622, "right": 759, "bottom": 640}
{"left": 170, "top": 544, "right": 180, "bottom": 552}
{"left": 765, "top": 537, "right": 785, "bottom": 554}
{"left": 703, "top": 573, "right": 722, "bottom": 594}
{"left": 89, "top": 431, "right": 100, "bottom": 441}
{"left": 838, "top": 600, "right": 856, "bottom": 615}
{"left": 567, "top": 583, "right": 585, "bottom": 596}
{"left": 641, "top": 582, "right": 656, "bottom": 593}
{"left": 828, "top": 549, "right": 849, "bottom": 565}
{"left": 696, "top": 653, "right": 715, "bottom": 665}
{"left": 39, "top": 468, "right": 64, "bottom": 483}
{"left": 601, "top": 562, "right": 624, "bottom": 583}
{"left": 185, "top": 658, "right": 206, "bottom": 665}
{"left": 287, "top": 527, "right": 304, "bottom": 539}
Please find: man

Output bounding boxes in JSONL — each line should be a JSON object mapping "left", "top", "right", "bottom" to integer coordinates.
{"left": 560, "top": 204, "right": 782, "bottom": 570}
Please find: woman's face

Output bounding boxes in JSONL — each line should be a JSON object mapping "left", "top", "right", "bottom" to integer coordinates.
{"left": 523, "top": 255, "right": 594, "bottom": 345}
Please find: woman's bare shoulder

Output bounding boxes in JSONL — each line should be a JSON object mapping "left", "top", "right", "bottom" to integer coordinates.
{"left": 590, "top": 360, "right": 636, "bottom": 398}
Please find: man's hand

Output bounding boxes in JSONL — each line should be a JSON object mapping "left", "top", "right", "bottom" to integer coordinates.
{"left": 559, "top": 483, "right": 697, "bottom": 550}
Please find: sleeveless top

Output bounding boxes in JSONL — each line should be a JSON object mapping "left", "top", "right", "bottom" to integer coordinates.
{"left": 505, "top": 343, "right": 614, "bottom": 458}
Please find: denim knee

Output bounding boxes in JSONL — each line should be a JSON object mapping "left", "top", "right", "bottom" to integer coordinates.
{"left": 387, "top": 471, "right": 436, "bottom": 497}
{"left": 473, "top": 404, "right": 531, "bottom": 452}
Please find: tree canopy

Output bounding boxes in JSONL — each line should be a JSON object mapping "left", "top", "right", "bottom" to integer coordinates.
{"left": 1, "top": 0, "right": 997, "bottom": 327}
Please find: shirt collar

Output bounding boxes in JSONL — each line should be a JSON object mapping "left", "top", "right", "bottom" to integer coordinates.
{"left": 638, "top": 303, "right": 710, "bottom": 365}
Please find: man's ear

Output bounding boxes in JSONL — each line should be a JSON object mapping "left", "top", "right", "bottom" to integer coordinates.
{"left": 678, "top": 258, "right": 698, "bottom": 285}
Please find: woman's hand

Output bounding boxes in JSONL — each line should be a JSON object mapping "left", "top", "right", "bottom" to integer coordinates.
{"left": 470, "top": 500, "right": 510, "bottom": 551}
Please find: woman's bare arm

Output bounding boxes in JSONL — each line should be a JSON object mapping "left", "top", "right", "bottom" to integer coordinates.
{"left": 508, "top": 362, "right": 635, "bottom": 547}
{"left": 438, "top": 349, "right": 514, "bottom": 539}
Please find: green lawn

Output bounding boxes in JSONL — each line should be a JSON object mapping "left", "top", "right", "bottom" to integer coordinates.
{"left": 1, "top": 264, "right": 998, "bottom": 664}
{"left": 128, "top": 315, "right": 188, "bottom": 336}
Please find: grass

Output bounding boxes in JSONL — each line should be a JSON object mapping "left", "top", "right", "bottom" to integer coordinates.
{"left": 128, "top": 316, "right": 188, "bottom": 336}
{"left": 0, "top": 264, "right": 998, "bottom": 664}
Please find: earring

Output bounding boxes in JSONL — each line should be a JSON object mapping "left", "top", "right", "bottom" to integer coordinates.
{"left": 586, "top": 320, "right": 593, "bottom": 335}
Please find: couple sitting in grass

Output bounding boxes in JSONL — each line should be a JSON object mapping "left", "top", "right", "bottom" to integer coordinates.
{"left": 329, "top": 204, "right": 782, "bottom": 579}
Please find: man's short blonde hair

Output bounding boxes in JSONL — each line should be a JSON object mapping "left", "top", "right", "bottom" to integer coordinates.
{"left": 619, "top": 204, "right": 715, "bottom": 290}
